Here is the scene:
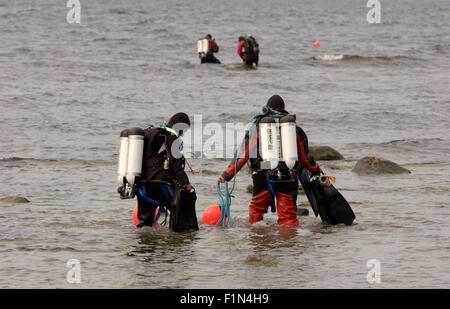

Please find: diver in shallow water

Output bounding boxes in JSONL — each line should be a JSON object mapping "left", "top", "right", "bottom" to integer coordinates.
{"left": 237, "top": 35, "right": 259, "bottom": 67}
{"left": 219, "top": 95, "right": 321, "bottom": 227}
{"left": 137, "top": 112, "right": 198, "bottom": 232}
{"left": 200, "top": 34, "right": 221, "bottom": 64}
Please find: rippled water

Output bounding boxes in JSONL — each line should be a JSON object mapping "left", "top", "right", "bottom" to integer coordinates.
{"left": 1, "top": 0, "right": 449, "bottom": 288}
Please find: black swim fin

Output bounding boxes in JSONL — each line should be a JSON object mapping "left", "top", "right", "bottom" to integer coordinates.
{"left": 299, "top": 169, "right": 355, "bottom": 225}
{"left": 169, "top": 187, "right": 199, "bottom": 233}
{"left": 299, "top": 168, "right": 320, "bottom": 217}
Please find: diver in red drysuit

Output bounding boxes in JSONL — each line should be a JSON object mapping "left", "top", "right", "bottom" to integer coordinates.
{"left": 219, "top": 95, "right": 321, "bottom": 227}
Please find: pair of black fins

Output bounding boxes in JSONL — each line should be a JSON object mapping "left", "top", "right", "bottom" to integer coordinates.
{"left": 299, "top": 168, "right": 356, "bottom": 225}
{"left": 169, "top": 167, "right": 355, "bottom": 231}
{"left": 169, "top": 187, "right": 199, "bottom": 233}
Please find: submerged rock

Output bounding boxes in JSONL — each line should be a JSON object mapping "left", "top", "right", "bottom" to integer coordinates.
{"left": 297, "top": 207, "right": 309, "bottom": 216}
{"left": 298, "top": 186, "right": 305, "bottom": 195}
{"left": 352, "top": 156, "right": 411, "bottom": 175}
{"left": 309, "top": 146, "right": 344, "bottom": 160}
{"left": 200, "top": 169, "right": 218, "bottom": 176}
{"left": 0, "top": 196, "right": 30, "bottom": 203}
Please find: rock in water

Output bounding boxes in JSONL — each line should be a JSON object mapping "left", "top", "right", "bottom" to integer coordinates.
{"left": 0, "top": 196, "right": 30, "bottom": 203}
{"left": 246, "top": 184, "right": 253, "bottom": 194}
{"left": 298, "top": 186, "right": 305, "bottom": 195}
{"left": 297, "top": 208, "right": 309, "bottom": 216}
{"left": 352, "top": 157, "right": 411, "bottom": 175}
{"left": 309, "top": 146, "right": 344, "bottom": 160}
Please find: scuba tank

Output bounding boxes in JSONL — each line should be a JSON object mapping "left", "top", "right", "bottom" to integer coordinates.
{"left": 254, "top": 108, "right": 298, "bottom": 182}
{"left": 117, "top": 127, "right": 145, "bottom": 199}
{"left": 258, "top": 117, "right": 280, "bottom": 170}
{"left": 117, "top": 124, "right": 181, "bottom": 199}
{"left": 197, "top": 38, "right": 209, "bottom": 59}
{"left": 280, "top": 115, "right": 298, "bottom": 170}
{"left": 126, "top": 127, "right": 145, "bottom": 186}
{"left": 117, "top": 129, "right": 129, "bottom": 184}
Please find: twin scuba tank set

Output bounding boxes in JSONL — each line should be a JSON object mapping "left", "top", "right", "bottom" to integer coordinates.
{"left": 116, "top": 125, "right": 181, "bottom": 199}
{"left": 197, "top": 38, "right": 209, "bottom": 59}
{"left": 117, "top": 127, "right": 145, "bottom": 199}
{"left": 255, "top": 107, "right": 299, "bottom": 182}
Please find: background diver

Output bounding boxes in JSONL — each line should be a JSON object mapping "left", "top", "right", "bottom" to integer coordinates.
{"left": 199, "top": 34, "right": 221, "bottom": 64}
{"left": 237, "top": 35, "right": 259, "bottom": 67}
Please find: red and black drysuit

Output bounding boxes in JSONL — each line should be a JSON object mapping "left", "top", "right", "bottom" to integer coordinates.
{"left": 136, "top": 127, "right": 190, "bottom": 227}
{"left": 221, "top": 122, "right": 320, "bottom": 227}
{"left": 237, "top": 38, "right": 259, "bottom": 66}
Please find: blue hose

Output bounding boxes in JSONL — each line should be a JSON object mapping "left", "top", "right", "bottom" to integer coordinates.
{"left": 216, "top": 180, "right": 233, "bottom": 227}
{"left": 215, "top": 122, "right": 252, "bottom": 228}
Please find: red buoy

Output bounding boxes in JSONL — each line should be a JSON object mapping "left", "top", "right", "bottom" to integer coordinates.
{"left": 202, "top": 204, "right": 223, "bottom": 225}
{"left": 132, "top": 206, "right": 160, "bottom": 226}
{"left": 132, "top": 206, "right": 139, "bottom": 225}
{"left": 313, "top": 41, "right": 321, "bottom": 47}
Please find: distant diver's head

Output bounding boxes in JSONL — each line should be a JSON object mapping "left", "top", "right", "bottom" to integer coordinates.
{"left": 205, "top": 34, "right": 212, "bottom": 40}
{"left": 168, "top": 112, "right": 191, "bottom": 136}
{"left": 238, "top": 36, "right": 245, "bottom": 42}
{"left": 265, "top": 95, "right": 288, "bottom": 114}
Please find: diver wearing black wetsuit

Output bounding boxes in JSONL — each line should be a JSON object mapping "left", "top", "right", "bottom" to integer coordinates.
{"left": 136, "top": 113, "right": 193, "bottom": 227}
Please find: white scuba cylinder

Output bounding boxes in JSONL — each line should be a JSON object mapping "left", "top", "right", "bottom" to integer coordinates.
{"left": 197, "top": 39, "right": 209, "bottom": 55}
{"left": 259, "top": 117, "right": 280, "bottom": 170}
{"left": 125, "top": 128, "right": 145, "bottom": 186}
{"left": 280, "top": 115, "right": 298, "bottom": 170}
{"left": 117, "top": 129, "right": 129, "bottom": 184}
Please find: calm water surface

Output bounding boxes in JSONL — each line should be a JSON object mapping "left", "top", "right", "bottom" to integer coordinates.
{"left": 0, "top": 0, "right": 449, "bottom": 288}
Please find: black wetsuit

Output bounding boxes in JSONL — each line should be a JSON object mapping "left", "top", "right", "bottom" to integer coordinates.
{"left": 201, "top": 53, "right": 220, "bottom": 64}
{"left": 137, "top": 127, "right": 189, "bottom": 227}
{"left": 245, "top": 53, "right": 259, "bottom": 67}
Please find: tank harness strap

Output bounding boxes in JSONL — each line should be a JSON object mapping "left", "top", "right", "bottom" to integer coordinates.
{"left": 264, "top": 171, "right": 277, "bottom": 213}
{"left": 164, "top": 126, "right": 178, "bottom": 137}
{"left": 162, "top": 126, "right": 179, "bottom": 170}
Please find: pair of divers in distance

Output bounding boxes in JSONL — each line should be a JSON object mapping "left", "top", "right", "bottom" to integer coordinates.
{"left": 117, "top": 95, "right": 355, "bottom": 232}
{"left": 197, "top": 34, "right": 260, "bottom": 67}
